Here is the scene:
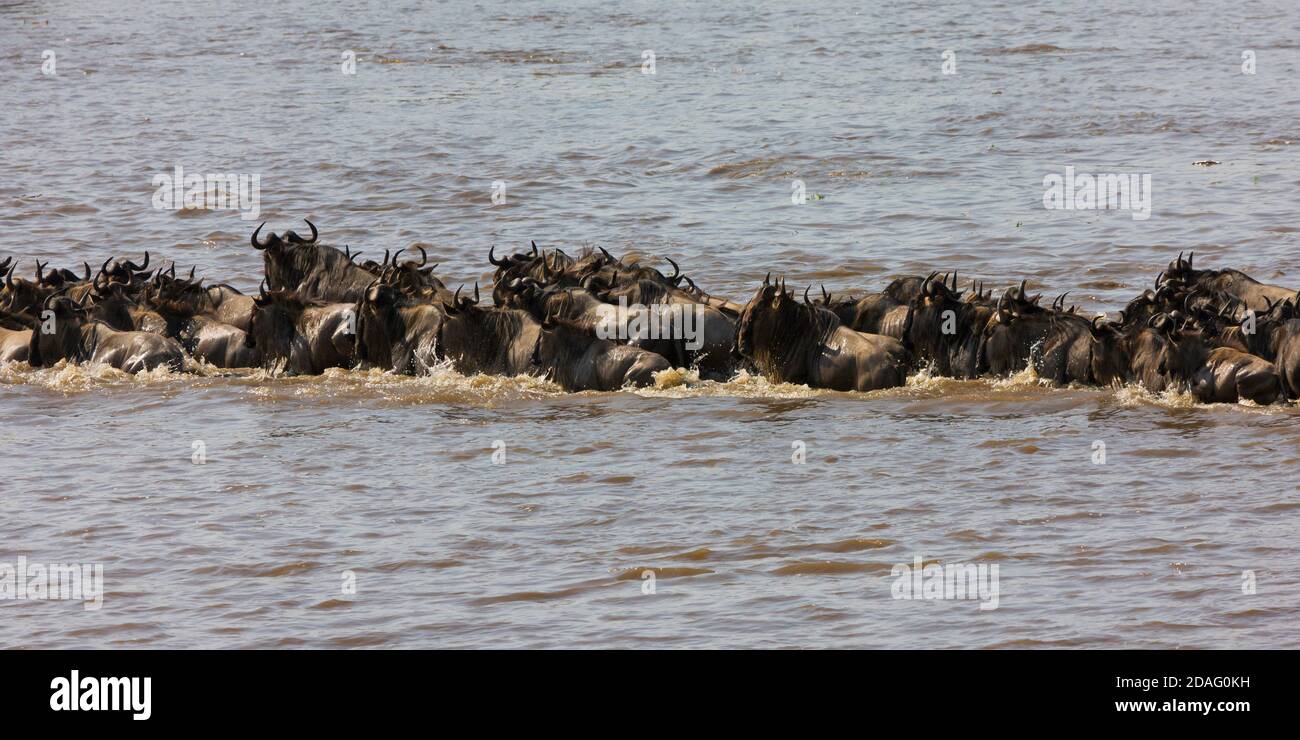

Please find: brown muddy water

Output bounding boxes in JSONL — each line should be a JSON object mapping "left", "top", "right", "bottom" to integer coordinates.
{"left": 1, "top": 1, "right": 1298, "bottom": 648}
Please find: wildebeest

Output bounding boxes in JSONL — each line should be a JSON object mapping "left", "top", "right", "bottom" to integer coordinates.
{"left": 593, "top": 277, "right": 736, "bottom": 377}
{"left": 28, "top": 294, "right": 185, "bottom": 373}
{"left": 2, "top": 261, "right": 57, "bottom": 316}
{"left": 252, "top": 220, "right": 378, "bottom": 303}
{"left": 533, "top": 315, "right": 670, "bottom": 391}
{"left": 377, "top": 247, "right": 454, "bottom": 305}
{"left": 146, "top": 265, "right": 257, "bottom": 332}
{"left": 354, "top": 277, "right": 446, "bottom": 374}
{"left": 977, "top": 282, "right": 1057, "bottom": 376}
{"left": 735, "top": 276, "right": 909, "bottom": 392}
{"left": 901, "top": 273, "right": 990, "bottom": 378}
{"left": 1238, "top": 295, "right": 1300, "bottom": 398}
{"left": 244, "top": 287, "right": 356, "bottom": 375}
{"left": 1030, "top": 296, "right": 1097, "bottom": 386}
{"left": 1089, "top": 312, "right": 1281, "bottom": 403}
{"left": 1191, "top": 346, "right": 1283, "bottom": 405}
{"left": 436, "top": 285, "right": 541, "bottom": 377}
{"left": 145, "top": 281, "right": 259, "bottom": 368}
{"left": 1163, "top": 252, "right": 1296, "bottom": 312}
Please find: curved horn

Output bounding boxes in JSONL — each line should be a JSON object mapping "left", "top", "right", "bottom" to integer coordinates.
{"left": 416, "top": 247, "right": 428, "bottom": 267}
{"left": 665, "top": 257, "right": 681, "bottom": 284}
{"left": 391, "top": 248, "right": 405, "bottom": 266}
{"left": 531, "top": 241, "right": 539, "bottom": 256}
{"left": 123, "top": 252, "right": 149, "bottom": 272}
{"left": 473, "top": 282, "right": 481, "bottom": 304}
{"left": 251, "top": 222, "right": 269, "bottom": 249}
{"left": 803, "top": 285, "right": 812, "bottom": 305}
{"left": 599, "top": 246, "right": 614, "bottom": 262}
{"left": 489, "top": 246, "right": 507, "bottom": 267}
{"left": 302, "top": 219, "right": 318, "bottom": 243}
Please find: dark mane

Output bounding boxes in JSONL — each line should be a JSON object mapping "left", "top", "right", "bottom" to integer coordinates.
{"left": 738, "top": 284, "right": 840, "bottom": 383}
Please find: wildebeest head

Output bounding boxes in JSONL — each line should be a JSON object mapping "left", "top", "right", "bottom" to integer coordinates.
{"left": 1126, "top": 313, "right": 1197, "bottom": 392}
{"left": 964, "top": 279, "right": 994, "bottom": 306}
{"left": 144, "top": 263, "right": 205, "bottom": 317}
{"left": 251, "top": 219, "right": 377, "bottom": 303}
{"left": 354, "top": 277, "right": 418, "bottom": 372}
{"left": 903, "top": 271, "right": 972, "bottom": 372}
{"left": 978, "top": 282, "right": 1050, "bottom": 375}
{"left": 487, "top": 241, "right": 542, "bottom": 276}
{"left": 734, "top": 275, "right": 835, "bottom": 382}
{"left": 380, "top": 247, "right": 450, "bottom": 303}
{"left": 34, "top": 261, "right": 91, "bottom": 291}
{"left": 28, "top": 293, "right": 90, "bottom": 368}
{"left": 94, "top": 252, "right": 152, "bottom": 290}
{"left": 1087, "top": 316, "right": 1131, "bottom": 386}
{"left": 531, "top": 313, "right": 590, "bottom": 377}
{"left": 1247, "top": 293, "right": 1300, "bottom": 358}
{"left": 489, "top": 244, "right": 576, "bottom": 289}
{"left": 244, "top": 286, "right": 318, "bottom": 355}
{"left": 87, "top": 275, "right": 137, "bottom": 331}
{"left": 2, "top": 260, "right": 57, "bottom": 315}
{"left": 1164, "top": 251, "right": 1198, "bottom": 285}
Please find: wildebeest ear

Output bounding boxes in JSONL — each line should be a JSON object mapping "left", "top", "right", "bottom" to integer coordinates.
{"left": 1089, "top": 315, "right": 1107, "bottom": 338}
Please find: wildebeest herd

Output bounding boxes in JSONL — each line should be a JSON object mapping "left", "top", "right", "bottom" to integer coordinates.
{"left": 2, "top": 220, "right": 1298, "bottom": 405}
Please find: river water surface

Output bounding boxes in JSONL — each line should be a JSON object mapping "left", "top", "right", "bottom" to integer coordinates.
{"left": 1, "top": 0, "right": 1298, "bottom": 648}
